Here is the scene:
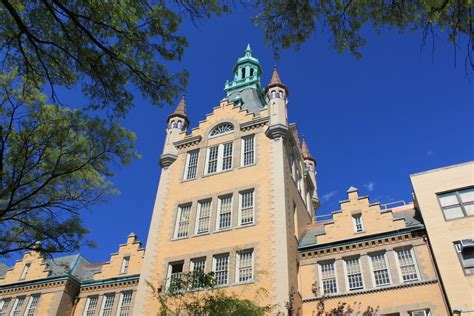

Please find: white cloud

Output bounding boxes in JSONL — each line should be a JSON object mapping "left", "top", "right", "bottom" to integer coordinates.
{"left": 321, "top": 190, "right": 337, "bottom": 202}
{"left": 364, "top": 181, "right": 376, "bottom": 192}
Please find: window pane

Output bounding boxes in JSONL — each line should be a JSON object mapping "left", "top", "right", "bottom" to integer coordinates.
{"left": 443, "top": 206, "right": 464, "bottom": 220}
{"left": 101, "top": 295, "right": 115, "bottom": 316}
{"left": 222, "top": 143, "right": 233, "bottom": 171}
{"left": 207, "top": 146, "right": 219, "bottom": 174}
{"left": 243, "top": 136, "right": 255, "bottom": 166}
{"left": 176, "top": 205, "right": 191, "bottom": 238}
{"left": 238, "top": 250, "right": 253, "bottom": 282}
{"left": 460, "top": 188, "right": 474, "bottom": 203}
{"left": 439, "top": 192, "right": 459, "bottom": 207}
{"left": 214, "top": 255, "right": 229, "bottom": 285}
{"left": 85, "top": 297, "right": 98, "bottom": 316}
{"left": 118, "top": 293, "right": 132, "bottom": 316}
{"left": 240, "top": 191, "right": 254, "bottom": 225}
{"left": 464, "top": 204, "right": 474, "bottom": 216}
{"left": 218, "top": 196, "right": 232, "bottom": 229}
{"left": 186, "top": 151, "right": 199, "bottom": 180}
{"left": 197, "top": 200, "right": 211, "bottom": 234}
{"left": 320, "top": 262, "right": 338, "bottom": 294}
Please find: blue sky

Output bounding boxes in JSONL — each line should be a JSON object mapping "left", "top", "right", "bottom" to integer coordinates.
{"left": 4, "top": 9, "right": 473, "bottom": 265}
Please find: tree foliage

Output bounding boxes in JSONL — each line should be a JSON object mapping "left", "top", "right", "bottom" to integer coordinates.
{"left": 0, "top": 0, "right": 230, "bottom": 116}
{"left": 253, "top": 0, "right": 473, "bottom": 71}
{"left": 0, "top": 71, "right": 137, "bottom": 257}
{"left": 148, "top": 270, "right": 273, "bottom": 316}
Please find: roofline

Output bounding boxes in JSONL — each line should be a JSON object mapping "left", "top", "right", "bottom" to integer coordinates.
{"left": 80, "top": 274, "right": 140, "bottom": 288}
{"left": 410, "top": 161, "right": 474, "bottom": 178}
{"left": 0, "top": 274, "right": 81, "bottom": 291}
{"left": 298, "top": 226, "right": 425, "bottom": 252}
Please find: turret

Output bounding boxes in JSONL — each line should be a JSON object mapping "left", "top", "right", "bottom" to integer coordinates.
{"left": 301, "top": 137, "right": 320, "bottom": 210}
{"left": 160, "top": 96, "right": 189, "bottom": 168}
{"left": 265, "top": 66, "right": 289, "bottom": 139}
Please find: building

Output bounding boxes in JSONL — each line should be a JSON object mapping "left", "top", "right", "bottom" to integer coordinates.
{"left": 0, "top": 45, "right": 471, "bottom": 315}
{"left": 410, "top": 162, "right": 474, "bottom": 315}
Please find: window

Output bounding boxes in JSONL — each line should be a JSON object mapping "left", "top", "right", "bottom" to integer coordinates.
{"left": 195, "top": 200, "right": 212, "bottom": 234}
{"left": 83, "top": 296, "right": 98, "bottom": 316}
{"left": 206, "top": 142, "right": 234, "bottom": 174}
{"left": 209, "top": 123, "right": 234, "bottom": 137}
{"left": 352, "top": 214, "right": 364, "bottom": 233}
{"left": 213, "top": 254, "right": 229, "bottom": 286}
{"left": 236, "top": 249, "right": 254, "bottom": 283}
{"left": 9, "top": 297, "right": 25, "bottom": 316}
{"left": 396, "top": 248, "right": 419, "bottom": 282}
{"left": 370, "top": 253, "right": 391, "bottom": 286}
{"left": 99, "top": 294, "right": 115, "bottom": 316}
{"left": 174, "top": 204, "right": 192, "bottom": 238}
{"left": 250, "top": 68, "right": 254, "bottom": 76}
{"left": 167, "top": 262, "right": 184, "bottom": 289}
{"left": 319, "top": 262, "right": 338, "bottom": 294}
{"left": 217, "top": 196, "right": 232, "bottom": 230}
{"left": 242, "top": 135, "right": 255, "bottom": 166}
{"left": 0, "top": 298, "right": 11, "bottom": 316}
{"left": 345, "top": 258, "right": 364, "bottom": 290}
{"left": 190, "top": 257, "right": 206, "bottom": 288}
{"left": 117, "top": 292, "right": 133, "bottom": 316}
{"left": 19, "top": 263, "right": 30, "bottom": 280}
{"left": 239, "top": 190, "right": 254, "bottom": 226}
{"left": 184, "top": 150, "right": 199, "bottom": 180}
{"left": 438, "top": 188, "right": 474, "bottom": 220}
{"left": 454, "top": 239, "right": 474, "bottom": 273}
{"left": 24, "top": 295, "right": 40, "bottom": 316}
{"left": 120, "top": 256, "right": 130, "bottom": 274}
{"left": 408, "top": 310, "right": 431, "bottom": 316}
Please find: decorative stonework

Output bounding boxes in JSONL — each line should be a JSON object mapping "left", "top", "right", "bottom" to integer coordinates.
{"left": 265, "top": 124, "right": 289, "bottom": 139}
{"left": 159, "top": 153, "right": 177, "bottom": 168}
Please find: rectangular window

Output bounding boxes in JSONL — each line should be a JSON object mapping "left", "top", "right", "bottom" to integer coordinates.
{"left": 120, "top": 256, "right": 130, "bottom": 274}
{"left": 217, "top": 196, "right": 232, "bottom": 230}
{"left": 9, "top": 297, "right": 25, "bottom": 316}
{"left": 242, "top": 135, "right": 255, "bottom": 166}
{"left": 117, "top": 292, "right": 133, "bottom": 316}
{"left": 174, "top": 204, "right": 192, "bottom": 238}
{"left": 222, "top": 142, "right": 233, "bottom": 171}
{"left": 195, "top": 200, "right": 212, "bottom": 234}
{"left": 206, "top": 146, "right": 219, "bottom": 174}
{"left": 396, "top": 248, "right": 419, "bottom": 282}
{"left": 237, "top": 249, "right": 254, "bottom": 283}
{"left": 454, "top": 239, "right": 474, "bottom": 273}
{"left": 213, "top": 254, "right": 229, "bottom": 286}
{"left": 345, "top": 258, "right": 364, "bottom": 290}
{"left": 319, "top": 262, "right": 338, "bottom": 294}
{"left": 370, "top": 253, "right": 391, "bottom": 286}
{"left": 239, "top": 190, "right": 254, "bottom": 226}
{"left": 24, "top": 295, "right": 40, "bottom": 316}
{"left": 352, "top": 214, "right": 364, "bottom": 233}
{"left": 438, "top": 188, "right": 474, "bottom": 220}
{"left": 408, "top": 310, "right": 431, "bottom": 316}
{"left": 190, "top": 257, "right": 206, "bottom": 288}
{"left": 19, "top": 263, "right": 30, "bottom": 280}
{"left": 206, "top": 142, "right": 234, "bottom": 175}
{"left": 0, "top": 298, "right": 11, "bottom": 316}
{"left": 184, "top": 150, "right": 199, "bottom": 180}
{"left": 83, "top": 296, "right": 98, "bottom": 316}
{"left": 99, "top": 294, "right": 115, "bottom": 316}
{"left": 167, "top": 262, "right": 184, "bottom": 289}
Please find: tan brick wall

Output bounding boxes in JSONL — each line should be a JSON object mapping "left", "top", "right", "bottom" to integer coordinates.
{"left": 0, "top": 251, "right": 49, "bottom": 285}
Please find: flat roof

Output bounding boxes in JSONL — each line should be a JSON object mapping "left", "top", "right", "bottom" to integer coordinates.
{"left": 410, "top": 161, "right": 474, "bottom": 178}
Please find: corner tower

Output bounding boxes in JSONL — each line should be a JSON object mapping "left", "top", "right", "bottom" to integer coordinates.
{"left": 134, "top": 46, "right": 319, "bottom": 315}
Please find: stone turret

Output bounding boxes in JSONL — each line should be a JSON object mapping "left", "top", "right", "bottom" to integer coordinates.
{"left": 265, "top": 66, "right": 289, "bottom": 139}
{"left": 301, "top": 136, "right": 320, "bottom": 209}
{"left": 160, "top": 96, "right": 189, "bottom": 168}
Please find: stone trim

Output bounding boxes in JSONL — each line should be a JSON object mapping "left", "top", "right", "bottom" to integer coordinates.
{"left": 173, "top": 136, "right": 202, "bottom": 149}
{"left": 0, "top": 276, "right": 79, "bottom": 295}
{"left": 239, "top": 116, "right": 269, "bottom": 131}
{"left": 159, "top": 154, "right": 177, "bottom": 168}
{"left": 80, "top": 277, "right": 139, "bottom": 293}
{"left": 301, "top": 278, "right": 438, "bottom": 302}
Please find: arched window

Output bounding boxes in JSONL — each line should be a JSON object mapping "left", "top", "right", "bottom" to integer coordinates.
{"left": 241, "top": 68, "right": 246, "bottom": 79}
{"left": 250, "top": 68, "right": 254, "bottom": 76}
{"left": 177, "top": 121, "right": 183, "bottom": 129}
{"left": 271, "top": 90, "right": 276, "bottom": 99}
{"left": 209, "top": 123, "right": 234, "bottom": 137}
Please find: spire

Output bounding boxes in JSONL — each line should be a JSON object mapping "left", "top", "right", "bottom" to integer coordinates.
{"left": 245, "top": 43, "right": 252, "bottom": 56}
{"left": 265, "top": 65, "right": 288, "bottom": 95}
{"left": 167, "top": 95, "right": 189, "bottom": 126}
{"left": 301, "top": 136, "right": 315, "bottom": 162}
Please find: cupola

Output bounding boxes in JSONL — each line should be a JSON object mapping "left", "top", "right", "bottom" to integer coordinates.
{"left": 167, "top": 95, "right": 189, "bottom": 131}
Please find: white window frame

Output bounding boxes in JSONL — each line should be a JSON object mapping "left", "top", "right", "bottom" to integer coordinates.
{"left": 395, "top": 247, "right": 420, "bottom": 283}
{"left": 209, "top": 123, "right": 234, "bottom": 138}
{"left": 216, "top": 195, "right": 232, "bottom": 230}
{"left": 344, "top": 257, "right": 364, "bottom": 291}
{"left": 409, "top": 310, "right": 431, "bottom": 316}
{"left": 195, "top": 200, "right": 212, "bottom": 235}
{"left": 9, "top": 297, "right": 25, "bottom": 316}
{"left": 19, "top": 264, "right": 30, "bottom": 280}
{"left": 368, "top": 253, "right": 391, "bottom": 287}
{"left": 120, "top": 256, "right": 130, "bottom": 274}
{"left": 173, "top": 204, "right": 192, "bottom": 239}
{"left": 115, "top": 292, "right": 132, "bottom": 316}
{"left": 212, "top": 254, "right": 229, "bottom": 286}
{"left": 99, "top": 294, "right": 115, "bottom": 316}
{"left": 235, "top": 249, "right": 254, "bottom": 284}
{"left": 183, "top": 150, "right": 199, "bottom": 180}
{"left": 24, "top": 295, "right": 40, "bottom": 316}
{"left": 241, "top": 135, "right": 255, "bottom": 167}
{"left": 318, "top": 261, "right": 338, "bottom": 296}
{"left": 352, "top": 214, "right": 364, "bottom": 233}
{"left": 238, "top": 189, "right": 255, "bottom": 226}
{"left": 83, "top": 296, "right": 99, "bottom": 316}
{"left": 166, "top": 261, "right": 184, "bottom": 290}
{"left": 205, "top": 142, "right": 234, "bottom": 175}
{"left": 0, "top": 298, "right": 11, "bottom": 316}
